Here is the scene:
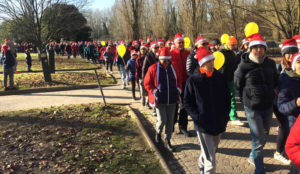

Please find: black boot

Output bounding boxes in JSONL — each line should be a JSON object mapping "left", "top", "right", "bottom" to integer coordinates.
{"left": 155, "top": 133, "right": 161, "bottom": 143}
{"left": 179, "top": 128, "right": 190, "bottom": 137}
{"left": 164, "top": 139, "right": 174, "bottom": 152}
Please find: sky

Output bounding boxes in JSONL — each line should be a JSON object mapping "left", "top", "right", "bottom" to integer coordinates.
{"left": 90, "top": 0, "right": 115, "bottom": 11}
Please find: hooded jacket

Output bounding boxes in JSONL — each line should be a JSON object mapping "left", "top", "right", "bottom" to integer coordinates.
{"left": 234, "top": 52, "right": 278, "bottom": 110}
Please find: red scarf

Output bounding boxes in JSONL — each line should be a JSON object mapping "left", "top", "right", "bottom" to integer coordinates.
{"left": 200, "top": 67, "right": 214, "bottom": 78}
{"left": 2, "top": 45, "right": 8, "bottom": 57}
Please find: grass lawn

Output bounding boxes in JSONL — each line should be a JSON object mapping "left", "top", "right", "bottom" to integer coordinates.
{"left": 0, "top": 71, "right": 114, "bottom": 89}
{"left": 7, "top": 53, "right": 99, "bottom": 72}
{"left": 0, "top": 53, "right": 115, "bottom": 90}
{"left": 0, "top": 103, "right": 165, "bottom": 174}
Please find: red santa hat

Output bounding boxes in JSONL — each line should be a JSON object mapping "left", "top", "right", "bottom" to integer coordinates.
{"left": 208, "top": 43, "right": 214, "bottom": 49}
{"left": 150, "top": 41, "right": 158, "bottom": 49}
{"left": 132, "top": 40, "right": 139, "bottom": 46}
{"left": 131, "top": 50, "right": 138, "bottom": 56}
{"left": 293, "top": 35, "right": 300, "bottom": 43}
{"left": 196, "top": 47, "right": 215, "bottom": 67}
{"left": 195, "top": 36, "right": 207, "bottom": 45}
{"left": 4, "top": 38, "right": 9, "bottom": 43}
{"left": 166, "top": 40, "right": 173, "bottom": 45}
{"left": 140, "top": 44, "right": 148, "bottom": 50}
{"left": 280, "top": 39, "right": 298, "bottom": 55}
{"left": 291, "top": 53, "right": 300, "bottom": 71}
{"left": 174, "top": 33, "right": 184, "bottom": 43}
{"left": 248, "top": 33, "right": 267, "bottom": 48}
{"left": 242, "top": 38, "right": 250, "bottom": 45}
{"left": 157, "top": 39, "right": 165, "bottom": 45}
{"left": 158, "top": 47, "right": 172, "bottom": 60}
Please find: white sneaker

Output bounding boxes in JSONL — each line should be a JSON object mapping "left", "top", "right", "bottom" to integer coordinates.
{"left": 274, "top": 152, "right": 291, "bottom": 165}
{"left": 248, "top": 158, "right": 255, "bottom": 166}
{"left": 231, "top": 120, "right": 244, "bottom": 126}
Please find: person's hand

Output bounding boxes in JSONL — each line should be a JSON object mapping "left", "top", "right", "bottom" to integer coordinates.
{"left": 297, "top": 98, "right": 300, "bottom": 107}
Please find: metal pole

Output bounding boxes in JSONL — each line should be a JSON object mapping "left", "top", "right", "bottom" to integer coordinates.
{"left": 94, "top": 69, "right": 106, "bottom": 106}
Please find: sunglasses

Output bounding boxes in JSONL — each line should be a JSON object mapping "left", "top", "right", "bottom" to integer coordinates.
{"left": 162, "top": 59, "right": 171, "bottom": 63}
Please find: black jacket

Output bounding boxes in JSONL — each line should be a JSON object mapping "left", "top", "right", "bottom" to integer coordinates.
{"left": 116, "top": 49, "right": 130, "bottom": 66}
{"left": 142, "top": 51, "right": 158, "bottom": 80}
{"left": 220, "top": 49, "right": 237, "bottom": 82}
{"left": 186, "top": 49, "right": 198, "bottom": 76}
{"left": 234, "top": 52, "right": 278, "bottom": 110}
{"left": 184, "top": 69, "right": 230, "bottom": 135}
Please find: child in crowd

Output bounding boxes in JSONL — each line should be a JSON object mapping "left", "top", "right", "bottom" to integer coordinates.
{"left": 25, "top": 49, "right": 32, "bottom": 72}
{"left": 127, "top": 50, "right": 138, "bottom": 100}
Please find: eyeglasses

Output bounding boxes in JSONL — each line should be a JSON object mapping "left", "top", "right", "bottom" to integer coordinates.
{"left": 154, "top": 47, "right": 159, "bottom": 49}
{"left": 202, "top": 42, "right": 209, "bottom": 46}
{"left": 178, "top": 42, "right": 184, "bottom": 44}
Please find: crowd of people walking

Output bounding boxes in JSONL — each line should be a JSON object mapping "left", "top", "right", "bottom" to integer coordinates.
{"left": 1, "top": 31, "right": 300, "bottom": 174}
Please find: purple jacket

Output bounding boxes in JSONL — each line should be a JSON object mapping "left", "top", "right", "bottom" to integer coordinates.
{"left": 136, "top": 54, "right": 145, "bottom": 80}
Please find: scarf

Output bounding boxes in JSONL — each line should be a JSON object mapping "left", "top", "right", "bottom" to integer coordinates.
{"left": 200, "top": 67, "right": 214, "bottom": 78}
{"left": 249, "top": 52, "right": 266, "bottom": 64}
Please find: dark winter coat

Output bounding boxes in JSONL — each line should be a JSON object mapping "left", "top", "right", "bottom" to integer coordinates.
{"left": 25, "top": 52, "right": 32, "bottom": 66}
{"left": 103, "top": 51, "right": 114, "bottom": 62}
{"left": 142, "top": 51, "right": 158, "bottom": 80}
{"left": 127, "top": 58, "right": 136, "bottom": 80}
{"left": 234, "top": 52, "right": 278, "bottom": 110}
{"left": 186, "top": 49, "right": 198, "bottom": 76}
{"left": 220, "top": 49, "right": 237, "bottom": 82}
{"left": 184, "top": 69, "right": 230, "bottom": 135}
{"left": 277, "top": 70, "right": 300, "bottom": 129}
{"left": 116, "top": 49, "right": 130, "bottom": 67}
{"left": 1, "top": 50, "right": 15, "bottom": 68}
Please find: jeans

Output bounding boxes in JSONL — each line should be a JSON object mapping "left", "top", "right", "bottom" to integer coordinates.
{"left": 156, "top": 104, "right": 176, "bottom": 140}
{"left": 119, "top": 65, "right": 128, "bottom": 87}
{"left": 244, "top": 106, "right": 273, "bottom": 174}
{"left": 3, "top": 67, "right": 14, "bottom": 87}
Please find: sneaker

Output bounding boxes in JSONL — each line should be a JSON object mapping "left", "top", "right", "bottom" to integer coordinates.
{"left": 231, "top": 120, "right": 244, "bottom": 126}
{"left": 164, "top": 139, "right": 174, "bottom": 152}
{"left": 152, "top": 110, "right": 157, "bottom": 116}
{"left": 274, "top": 152, "right": 291, "bottom": 165}
{"left": 179, "top": 129, "right": 190, "bottom": 137}
{"left": 155, "top": 133, "right": 161, "bottom": 143}
{"left": 248, "top": 158, "right": 255, "bottom": 166}
{"left": 198, "top": 166, "right": 204, "bottom": 174}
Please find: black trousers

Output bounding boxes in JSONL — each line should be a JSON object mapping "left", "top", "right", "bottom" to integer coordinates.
{"left": 174, "top": 82, "right": 188, "bottom": 130}
{"left": 106, "top": 61, "right": 113, "bottom": 71}
{"left": 131, "top": 78, "right": 136, "bottom": 98}
{"left": 273, "top": 104, "right": 289, "bottom": 155}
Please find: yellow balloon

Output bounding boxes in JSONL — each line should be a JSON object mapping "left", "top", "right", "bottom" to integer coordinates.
{"left": 244, "top": 22, "right": 259, "bottom": 38}
{"left": 184, "top": 37, "right": 191, "bottom": 48}
{"left": 117, "top": 44, "right": 126, "bottom": 58}
{"left": 213, "top": 51, "right": 225, "bottom": 70}
{"left": 221, "top": 34, "right": 229, "bottom": 45}
{"left": 101, "top": 41, "right": 106, "bottom": 46}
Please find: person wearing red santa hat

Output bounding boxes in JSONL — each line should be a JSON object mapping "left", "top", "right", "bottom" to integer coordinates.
{"left": 236, "top": 38, "right": 250, "bottom": 65}
{"left": 144, "top": 47, "right": 182, "bottom": 152}
{"left": 127, "top": 50, "right": 138, "bottom": 100}
{"left": 157, "top": 39, "right": 165, "bottom": 49}
{"left": 285, "top": 114, "right": 300, "bottom": 173}
{"left": 293, "top": 35, "right": 300, "bottom": 52}
{"left": 234, "top": 33, "right": 278, "bottom": 174}
{"left": 186, "top": 35, "right": 209, "bottom": 77}
{"left": 166, "top": 40, "right": 173, "bottom": 48}
{"left": 142, "top": 41, "right": 160, "bottom": 112}
{"left": 184, "top": 47, "right": 230, "bottom": 173}
{"left": 1, "top": 38, "right": 16, "bottom": 91}
{"left": 278, "top": 53, "right": 300, "bottom": 172}
{"left": 136, "top": 44, "right": 148, "bottom": 105}
{"left": 272, "top": 38, "right": 298, "bottom": 165}
{"left": 170, "top": 32, "right": 191, "bottom": 137}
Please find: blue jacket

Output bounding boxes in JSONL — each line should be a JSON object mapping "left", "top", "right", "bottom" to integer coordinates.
{"left": 1, "top": 50, "right": 15, "bottom": 68}
{"left": 278, "top": 70, "right": 300, "bottom": 129}
{"left": 127, "top": 58, "right": 136, "bottom": 80}
{"left": 184, "top": 69, "right": 230, "bottom": 135}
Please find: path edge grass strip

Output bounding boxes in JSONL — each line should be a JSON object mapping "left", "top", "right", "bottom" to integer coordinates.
{"left": 127, "top": 105, "right": 172, "bottom": 174}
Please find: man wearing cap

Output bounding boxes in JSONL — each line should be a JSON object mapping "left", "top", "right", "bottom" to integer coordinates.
{"left": 220, "top": 36, "right": 244, "bottom": 126}
{"left": 171, "top": 33, "right": 191, "bottom": 137}
{"left": 186, "top": 35, "right": 209, "bottom": 76}
{"left": 144, "top": 47, "right": 182, "bottom": 152}
{"left": 234, "top": 33, "right": 278, "bottom": 174}
{"left": 184, "top": 47, "right": 230, "bottom": 173}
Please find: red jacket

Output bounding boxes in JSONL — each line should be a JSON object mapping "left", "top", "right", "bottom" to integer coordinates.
{"left": 286, "top": 114, "right": 300, "bottom": 168}
{"left": 144, "top": 62, "right": 182, "bottom": 107}
{"left": 170, "top": 47, "right": 190, "bottom": 83}
{"left": 71, "top": 45, "right": 78, "bottom": 53}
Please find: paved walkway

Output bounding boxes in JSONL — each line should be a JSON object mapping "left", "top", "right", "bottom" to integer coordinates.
{"left": 1, "top": 70, "right": 291, "bottom": 173}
